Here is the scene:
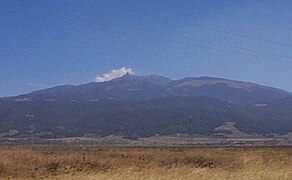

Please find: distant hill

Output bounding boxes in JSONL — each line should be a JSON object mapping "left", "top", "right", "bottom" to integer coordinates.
{"left": 0, "top": 74, "right": 291, "bottom": 138}
{"left": 5, "top": 74, "right": 290, "bottom": 104}
{"left": 166, "top": 77, "right": 290, "bottom": 104}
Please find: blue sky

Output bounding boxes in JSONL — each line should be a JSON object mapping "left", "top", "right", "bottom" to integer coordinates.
{"left": 1, "top": 0, "right": 292, "bottom": 97}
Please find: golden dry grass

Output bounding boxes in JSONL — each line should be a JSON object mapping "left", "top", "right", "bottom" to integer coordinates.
{"left": 0, "top": 146, "right": 291, "bottom": 179}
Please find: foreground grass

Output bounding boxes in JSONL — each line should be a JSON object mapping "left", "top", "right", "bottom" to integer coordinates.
{"left": 0, "top": 146, "right": 291, "bottom": 179}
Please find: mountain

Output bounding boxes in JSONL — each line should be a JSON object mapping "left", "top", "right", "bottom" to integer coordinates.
{"left": 5, "top": 75, "right": 290, "bottom": 104}
{"left": 166, "top": 77, "right": 290, "bottom": 104}
{"left": 0, "top": 74, "right": 291, "bottom": 138}
{"left": 7, "top": 75, "right": 172, "bottom": 102}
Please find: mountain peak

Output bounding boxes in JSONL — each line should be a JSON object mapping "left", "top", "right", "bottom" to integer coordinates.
{"left": 1, "top": 74, "right": 292, "bottom": 138}
{"left": 3, "top": 74, "right": 291, "bottom": 105}
{"left": 112, "top": 74, "right": 172, "bottom": 85}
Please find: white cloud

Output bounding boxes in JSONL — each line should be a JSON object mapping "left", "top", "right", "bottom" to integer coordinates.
{"left": 96, "top": 67, "right": 135, "bottom": 82}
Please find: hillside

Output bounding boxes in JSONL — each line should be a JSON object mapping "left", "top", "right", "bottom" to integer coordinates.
{"left": 0, "top": 75, "right": 291, "bottom": 138}
{"left": 3, "top": 75, "right": 290, "bottom": 104}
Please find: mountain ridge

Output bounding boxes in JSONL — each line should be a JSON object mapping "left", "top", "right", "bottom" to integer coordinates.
{"left": 3, "top": 74, "right": 291, "bottom": 104}
{"left": 1, "top": 74, "right": 291, "bottom": 138}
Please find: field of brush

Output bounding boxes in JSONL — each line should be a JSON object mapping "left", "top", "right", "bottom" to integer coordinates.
{"left": 0, "top": 146, "right": 291, "bottom": 179}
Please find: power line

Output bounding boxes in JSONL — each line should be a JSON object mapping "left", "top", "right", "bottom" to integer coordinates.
{"left": 70, "top": 13, "right": 292, "bottom": 57}
{"left": 105, "top": 25, "right": 292, "bottom": 64}
{"left": 133, "top": 26, "right": 292, "bottom": 60}
{"left": 147, "top": 14, "right": 292, "bottom": 48}
{"left": 166, "top": 17, "right": 292, "bottom": 48}
{"left": 35, "top": 13, "right": 292, "bottom": 66}
{"left": 209, "top": 28, "right": 292, "bottom": 48}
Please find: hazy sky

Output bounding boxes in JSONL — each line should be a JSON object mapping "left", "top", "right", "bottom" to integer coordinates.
{"left": 1, "top": 0, "right": 292, "bottom": 97}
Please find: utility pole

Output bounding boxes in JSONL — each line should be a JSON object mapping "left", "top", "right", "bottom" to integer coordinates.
{"left": 25, "top": 114, "right": 34, "bottom": 146}
{"left": 187, "top": 116, "right": 192, "bottom": 147}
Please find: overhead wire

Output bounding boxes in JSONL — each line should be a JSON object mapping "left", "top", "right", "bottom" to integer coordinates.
{"left": 103, "top": 24, "right": 292, "bottom": 64}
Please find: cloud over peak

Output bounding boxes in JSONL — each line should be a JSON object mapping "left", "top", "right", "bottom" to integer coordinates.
{"left": 96, "top": 67, "right": 135, "bottom": 82}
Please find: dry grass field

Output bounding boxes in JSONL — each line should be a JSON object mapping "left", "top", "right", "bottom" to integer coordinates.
{"left": 0, "top": 146, "right": 291, "bottom": 180}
